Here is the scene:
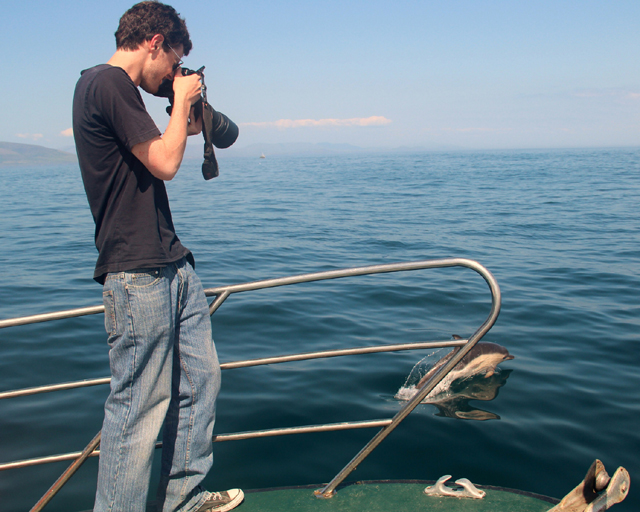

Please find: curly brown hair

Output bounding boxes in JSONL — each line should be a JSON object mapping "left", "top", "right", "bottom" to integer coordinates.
{"left": 115, "top": 1, "right": 192, "bottom": 56}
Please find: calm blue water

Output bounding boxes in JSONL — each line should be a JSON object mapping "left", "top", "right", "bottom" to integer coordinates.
{"left": 0, "top": 148, "right": 638, "bottom": 511}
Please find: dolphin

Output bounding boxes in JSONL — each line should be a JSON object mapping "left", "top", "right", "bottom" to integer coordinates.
{"left": 417, "top": 337, "right": 514, "bottom": 390}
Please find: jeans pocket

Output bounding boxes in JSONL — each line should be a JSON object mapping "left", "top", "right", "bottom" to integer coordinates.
{"left": 103, "top": 290, "right": 117, "bottom": 336}
{"left": 128, "top": 269, "right": 162, "bottom": 288}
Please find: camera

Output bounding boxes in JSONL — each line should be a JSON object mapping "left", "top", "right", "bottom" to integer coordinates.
{"left": 154, "top": 66, "right": 239, "bottom": 180}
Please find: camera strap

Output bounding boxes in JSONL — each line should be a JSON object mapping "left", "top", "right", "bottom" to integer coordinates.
{"left": 201, "top": 100, "right": 219, "bottom": 180}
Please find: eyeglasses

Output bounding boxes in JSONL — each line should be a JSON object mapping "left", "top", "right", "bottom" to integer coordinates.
{"left": 165, "top": 43, "right": 183, "bottom": 72}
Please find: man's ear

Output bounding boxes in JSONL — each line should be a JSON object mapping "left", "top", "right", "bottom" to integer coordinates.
{"left": 148, "top": 34, "right": 165, "bottom": 52}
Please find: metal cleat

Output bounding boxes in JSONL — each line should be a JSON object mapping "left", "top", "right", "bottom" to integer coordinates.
{"left": 424, "top": 475, "right": 486, "bottom": 499}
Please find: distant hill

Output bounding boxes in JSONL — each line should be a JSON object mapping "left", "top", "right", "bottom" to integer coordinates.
{"left": 0, "top": 141, "right": 77, "bottom": 166}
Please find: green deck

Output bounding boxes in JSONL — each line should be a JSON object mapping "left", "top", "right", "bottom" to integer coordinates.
{"left": 125, "top": 481, "right": 557, "bottom": 512}
{"left": 237, "top": 481, "right": 557, "bottom": 512}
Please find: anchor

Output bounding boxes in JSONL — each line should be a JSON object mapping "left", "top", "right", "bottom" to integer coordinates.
{"left": 549, "top": 460, "right": 630, "bottom": 512}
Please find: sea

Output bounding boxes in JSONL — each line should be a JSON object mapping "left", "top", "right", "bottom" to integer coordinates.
{"left": 0, "top": 148, "right": 638, "bottom": 512}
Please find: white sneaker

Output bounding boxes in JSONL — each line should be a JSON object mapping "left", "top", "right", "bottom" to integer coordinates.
{"left": 196, "top": 489, "right": 244, "bottom": 512}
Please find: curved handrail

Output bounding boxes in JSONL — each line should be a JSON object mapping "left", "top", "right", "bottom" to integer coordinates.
{"left": 202, "top": 257, "right": 500, "bottom": 315}
{"left": 0, "top": 258, "right": 501, "bottom": 507}
{"left": 314, "top": 259, "right": 501, "bottom": 497}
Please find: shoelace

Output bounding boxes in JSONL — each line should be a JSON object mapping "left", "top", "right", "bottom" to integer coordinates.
{"left": 209, "top": 492, "right": 226, "bottom": 501}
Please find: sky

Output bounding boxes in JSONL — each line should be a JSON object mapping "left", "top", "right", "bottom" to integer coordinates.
{"left": 2, "top": 0, "right": 640, "bottom": 151}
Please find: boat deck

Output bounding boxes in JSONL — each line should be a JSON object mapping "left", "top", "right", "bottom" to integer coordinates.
{"left": 76, "top": 480, "right": 558, "bottom": 512}
{"left": 224, "top": 481, "right": 556, "bottom": 512}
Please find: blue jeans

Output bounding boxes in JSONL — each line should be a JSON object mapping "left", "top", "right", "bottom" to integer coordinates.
{"left": 95, "top": 258, "right": 221, "bottom": 512}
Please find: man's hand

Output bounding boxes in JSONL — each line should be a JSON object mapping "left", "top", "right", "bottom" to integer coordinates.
{"left": 187, "top": 105, "right": 203, "bottom": 136}
{"left": 172, "top": 72, "right": 202, "bottom": 108}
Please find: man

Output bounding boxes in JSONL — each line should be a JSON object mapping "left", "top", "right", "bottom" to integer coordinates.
{"left": 72, "top": 2, "right": 243, "bottom": 511}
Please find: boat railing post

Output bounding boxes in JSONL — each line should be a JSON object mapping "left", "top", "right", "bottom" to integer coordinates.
{"left": 30, "top": 432, "right": 101, "bottom": 512}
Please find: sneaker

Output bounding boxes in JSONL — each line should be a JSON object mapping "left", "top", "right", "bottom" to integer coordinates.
{"left": 196, "top": 489, "right": 244, "bottom": 512}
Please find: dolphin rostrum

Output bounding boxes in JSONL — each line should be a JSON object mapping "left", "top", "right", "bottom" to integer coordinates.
{"left": 417, "top": 337, "right": 514, "bottom": 390}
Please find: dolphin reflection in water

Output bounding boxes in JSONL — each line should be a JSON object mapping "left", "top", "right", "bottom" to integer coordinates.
{"left": 395, "top": 337, "right": 514, "bottom": 421}
{"left": 429, "top": 370, "right": 513, "bottom": 420}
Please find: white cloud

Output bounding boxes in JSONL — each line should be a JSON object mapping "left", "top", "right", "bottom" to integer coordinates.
{"left": 16, "top": 133, "right": 43, "bottom": 141}
{"left": 241, "top": 116, "right": 392, "bottom": 129}
{"left": 60, "top": 128, "right": 73, "bottom": 137}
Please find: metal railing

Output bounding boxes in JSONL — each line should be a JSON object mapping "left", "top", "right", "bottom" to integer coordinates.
{"left": 0, "top": 258, "right": 501, "bottom": 509}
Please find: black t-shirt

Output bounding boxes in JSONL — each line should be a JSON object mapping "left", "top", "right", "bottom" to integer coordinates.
{"left": 73, "top": 64, "right": 191, "bottom": 284}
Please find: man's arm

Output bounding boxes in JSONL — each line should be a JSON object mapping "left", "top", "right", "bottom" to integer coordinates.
{"left": 132, "top": 73, "right": 203, "bottom": 181}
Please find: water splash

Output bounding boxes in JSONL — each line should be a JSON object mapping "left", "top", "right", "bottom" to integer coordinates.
{"left": 394, "top": 348, "right": 458, "bottom": 401}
